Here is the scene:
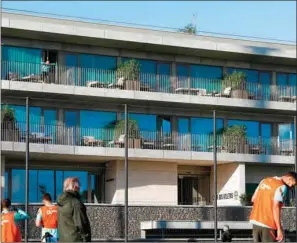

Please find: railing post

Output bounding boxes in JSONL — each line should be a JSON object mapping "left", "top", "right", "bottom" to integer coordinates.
{"left": 25, "top": 97, "right": 30, "bottom": 242}
{"left": 213, "top": 110, "right": 218, "bottom": 242}
{"left": 124, "top": 104, "right": 129, "bottom": 242}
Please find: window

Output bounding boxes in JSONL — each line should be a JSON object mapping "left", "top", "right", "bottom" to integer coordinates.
{"left": 178, "top": 118, "right": 190, "bottom": 150}
{"left": 191, "top": 118, "right": 224, "bottom": 151}
{"left": 2, "top": 46, "right": 42, "bottom": 79}
{"left": 44, "top": 109, "right": 57, "bottom": 143}
{"left": 80, "top": 110, "right": 117, "bottom": 144}
{"left": 228, "top": 120, "right": 260, "bottom": 138}
{"left": 177, "top": 64, "right": 223, "bottom": 92}
{"left": 261, "top": 123, "right": 272, "bottom": 154}
{"left": 65, "top": 53, "right": 79, "bottom": 85}
{"left": 277, "top": 73, "right": 296, "bottom": 97}
{"left": 65, "top": 110, "right": 79, "bottom": 145}
{"left": 9, "top": 169, "right": 98, "bottom": 203}
{"left": 158, "top": 63, "right": 171, "bottom": 92}
{"left": 190, "top": 65, "right": 222, "bottom": 92}
{"left": 80, "top": 54, "right": 117, "bottom": 86}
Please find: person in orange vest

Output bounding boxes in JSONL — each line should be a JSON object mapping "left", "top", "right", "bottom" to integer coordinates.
{"left": 1, "top": 198, "right": 29, "bottom": 242}
{"left": 36, "top": 193, "right": 58, "bottom": 242}
{"left": 250, "top": 172, "right": 297, "bottom": 242}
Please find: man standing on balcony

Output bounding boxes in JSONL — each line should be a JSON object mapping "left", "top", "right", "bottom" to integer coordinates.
{"left": 36, "top": 193, "right": 58, "bottom": 242}
{"left": 249, "top": 172, "right": 297, "bottom": 242}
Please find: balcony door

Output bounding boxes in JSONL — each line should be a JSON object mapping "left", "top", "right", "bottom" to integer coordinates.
{"left": 64, "top": 110, "right": 79, "bottom": 145}
{"left": 278, "top": 123, "right": 294, "bottom": 155}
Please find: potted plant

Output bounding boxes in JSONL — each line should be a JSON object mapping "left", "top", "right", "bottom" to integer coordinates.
{"left": 114, "top": 118, "right": 141, "bottom": 148}
{"left": 116, "top": 59, "right": 141, "bottom": 90}
{"left": 1, "top": 105, "right": 20, "bottom": 141}
{"left": 239, "top": 193, "right": 252, "bottom": 206}
{"left": 222, "top": 71, "right": 248, "bottom": 99}
{"left": 222, "top": 125, "right": 247, "bottom": 153}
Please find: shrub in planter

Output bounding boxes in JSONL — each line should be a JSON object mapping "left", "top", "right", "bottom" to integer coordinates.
{"left": 239, "top": 193, "right": 252, "bottom": 206}
{"left": 222, "top": 71, "right": 248, "bottom": 99}
{"left": 222, "top": 125, "right": 247, "bottom": 153}
{"left": 116, "top": 59, "right": 141, "bottom": 90}
{"left": 114, "top": 118, "right": 141, "bottom": 148}
{"left": 1, "top": 105, "right": 20, "bottom": 141}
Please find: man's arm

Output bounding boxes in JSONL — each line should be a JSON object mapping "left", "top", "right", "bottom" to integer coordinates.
{"left": 73, "top": 202, "right": 91, "bottom": 242}
{"left": 35, "top": 208, "right": 42, "bottom": 227}
{"left": 273, "top": 185, "right": 287, "bottom": 230}
{"left": 14, "top": 209, "right": 30, "bottom": 222}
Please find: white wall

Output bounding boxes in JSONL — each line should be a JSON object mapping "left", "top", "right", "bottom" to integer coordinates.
{"left": 210, "top": 163, "right": 245, "bottom": 206}
{"left": 110, "top": 160, "right": 178, "bottom": 205}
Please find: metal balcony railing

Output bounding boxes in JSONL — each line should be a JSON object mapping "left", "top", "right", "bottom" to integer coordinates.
{"left": 1, "top": 60, "right": 296, "bottom": 103}
{"left": 1, "top": 122, "right": 295, "bottom": 156}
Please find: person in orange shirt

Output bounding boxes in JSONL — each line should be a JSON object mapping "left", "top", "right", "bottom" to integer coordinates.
{"left": 36, "top": 193, "right": 58, "bottom": 242}
{"left": 250, "top": 172, "right": 297, "bottom": 242}
{"left": 1, "top": 198, "right": 29, "bottom": 242}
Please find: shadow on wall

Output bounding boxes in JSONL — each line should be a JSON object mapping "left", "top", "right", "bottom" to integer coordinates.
{"left": 244, "top": 45, "right": 279, "bottom": 56}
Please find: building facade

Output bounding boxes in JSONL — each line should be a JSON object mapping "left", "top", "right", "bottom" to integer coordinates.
{"left": 1, "top": 12, "right": 296, "bottom": 209}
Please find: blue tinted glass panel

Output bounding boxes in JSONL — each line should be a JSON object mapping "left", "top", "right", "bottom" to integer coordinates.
{"left": 191, "top": 118, "right": 224, "bottom": 150}
{"left": 30, "top": 107, "right": 42, "bottom": 134}
{"left": 261, "top": 123, "right": 272, "bottom": 154}
{"left": 259, "top": 72, "right": 271, "bottom": 100}
{"left": 2, "top": 46, "right": 42, "bottom": 79}
{"left": 289, "top": 74, "right": 296, "bottom": 96}
{"left": 227, "top": 68, "right": 258, "bottom": 82}
{"left": 129, "top": 113, "right": 157, "bottom": 131}
{"left": 12, "top": 169, "right": 25, "bottom": 203}
{"left": 29, "top": 170, "right": 38, "bottom": 202}
{"left": 80, "top": 110, "right": 117, "bottom": 143}
{"left": 277, "top": 73, "right": 287, "bottom": 86}
{"left": 63, "top": 171, "right": 88, "bottom": 202}
{"left": 65, "top": 111, "right": 78, "bottom": 145}
{"left": 228, "top": 120, "right": 259, "bottom": 138}
{"left": 55, "top": 171, "right": 64, "bottom": 200}
{"left": 44, "top": 109, "right": 56, "bottom": 143}
{"left": 158, "top": 63, "right": 171, "bottom": 92}
{"left": 177, "top": 64, "right": 189, "bottom": 88}
{"left": 190, "top": 65, "right": 222, "bottom": 92}
{"left": 279, "top": 124, "right": 293, "bottom": 140}
{"left": 178, "top": 118, "right": 190, "bottom": 150}
{"left": 37, "top": 170, "right": 54, "bottom": 202}
{"left": 80, "top": 54, "right": 116, "bottom": 86}
{"left": 65, "top": 54, "right": 78, "bottom": 85}
{"left": 139, "top": 59, "right": 157, "bottom": 88}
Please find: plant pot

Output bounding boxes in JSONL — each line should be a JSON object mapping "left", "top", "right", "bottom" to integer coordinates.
{"left": 231, "top": 89, "right": 248, "bottom": 99}
{"left": 125, "top": 80, "right": 140, "bottom": 91}
{"left": 128, "top": 138, "right": 141, "bottom": 148}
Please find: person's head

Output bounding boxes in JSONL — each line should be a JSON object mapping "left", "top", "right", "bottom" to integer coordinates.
{"left": 1, "top": 198, "right": 11, "bottom": 211}
{"left": 42, "top": 193, "right": 52, "bottom": 205}
{"left": 223, "top": 225, "right": 229, "bottom": 232}
{"left": 63, "top": 177, "right": 80, "bottom": 193}
{"left": 282, "top": 172, "right": 297, "bottom": 188}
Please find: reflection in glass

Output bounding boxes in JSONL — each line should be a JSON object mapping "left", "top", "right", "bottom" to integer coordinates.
{"left": 178, "top": 118, "right": 190, "bottom": 150}
{"left": 191, "top": 118, "right": 224, "bottom": 151}
{"left": 158, "top": 63, "right": 171, "bottom": 92}
{"left": 44, "top": 109, "right": 56, "bottom": 143}
{"left": 65, "top": 111, "right": 78, "bottom": 145}
{"left": 259, "top": 72, "right": 271, "bottom": 100}
{"left": 65, "top": 54, "right": 78, "bottom": 85}
{"left": 12, "top": 169, "right": 25, "bottom": 203}
{"left": 261, "top": 123, "right": 272, "bottom": 154}
{"left": 37, "top": 170, "right": 54, "bottom": 201}
{"left": 80, "top": 110, "right": 117, "bottom": 144}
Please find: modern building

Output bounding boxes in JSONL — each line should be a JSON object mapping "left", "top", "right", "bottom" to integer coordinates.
{"left": 1, "top": 11, "right": 296, "bottom": 209}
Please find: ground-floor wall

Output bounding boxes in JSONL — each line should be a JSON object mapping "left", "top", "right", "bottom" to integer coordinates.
{"left": 18, "top": 205, "right": 296, "bottom": 240}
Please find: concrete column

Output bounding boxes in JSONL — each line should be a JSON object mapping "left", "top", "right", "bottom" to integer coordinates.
{"left": 1, "top": 156, "right": 5, "bottom": 200}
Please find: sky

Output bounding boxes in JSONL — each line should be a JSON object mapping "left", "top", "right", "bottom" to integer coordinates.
{"left": 2, "top": 1, "right": 296, "bottom": 43}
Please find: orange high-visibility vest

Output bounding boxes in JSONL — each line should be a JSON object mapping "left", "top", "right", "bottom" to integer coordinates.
{"left": 40, "top": 205, "right": 58, "bottom": 229}
{"left": 250, "top": 177, "right": 285, "bottom": 229}
{"left": 1, "top": 212, "right": 22, "bottom": 242}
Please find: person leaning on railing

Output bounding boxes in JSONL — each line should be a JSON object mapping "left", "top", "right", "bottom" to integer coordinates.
{"left": 1, "top": 198, "right": 30, "bottom": 242}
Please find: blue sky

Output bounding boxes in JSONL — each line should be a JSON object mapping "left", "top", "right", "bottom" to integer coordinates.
{"left": 2, "top": 1, "right": 296, "bottom": 42}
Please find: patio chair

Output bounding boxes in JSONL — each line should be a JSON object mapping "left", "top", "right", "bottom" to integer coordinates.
{"left": 108, "top": 77, "right": 125, "bottom": 89}
{"left": 81, "top": 136, "right": 103, "bottom": 147}
{"left": 108, "top": 134, "right": 125, "bottom": 147}
{"left": 215, "top": 87, "right": 232, "bottom": 98}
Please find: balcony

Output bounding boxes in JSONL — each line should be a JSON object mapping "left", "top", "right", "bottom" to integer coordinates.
{"left": 1, "top": 122, "right": 295, "bottom": 164}
{"left": 1, "top": 61, "right": 296, "bottom": 108}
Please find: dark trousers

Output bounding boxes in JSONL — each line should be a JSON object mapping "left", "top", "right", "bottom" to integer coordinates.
{"left": 253, "top": 224, "right": 277, "bottom": 242}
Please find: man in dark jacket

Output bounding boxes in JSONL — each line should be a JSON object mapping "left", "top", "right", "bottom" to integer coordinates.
{"left": 57, "top": 177, "right": 91, "bottom": 242}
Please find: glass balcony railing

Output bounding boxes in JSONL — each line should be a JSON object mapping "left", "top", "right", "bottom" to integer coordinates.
{"left": 1, "top": 60, "right": 296, "bottom": 103}
{"left": 1, "top": 122, "right": 295, "bottom": 156}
